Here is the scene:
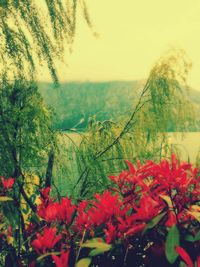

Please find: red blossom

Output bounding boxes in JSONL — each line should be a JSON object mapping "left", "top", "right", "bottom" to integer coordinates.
{"left": 104, "top": 222, "right": 117, "bottom": 243}
{"left": 88, "top": 191, "right": 128, "bottom": 226}
{"left": 58, "top": 197, "right": 76, "bottom": 224}
{"left": 37, "top": 196, "right": 76, "bottom": 224}
{"left": 32, "top": 227, "right": 61, "bottom": 254}
{"left": 197, "top": 256, "right": 200, "bottom": 267}
{"left": 75, "top": 200, "right": 91, "bottom": 232}
{"left": 175, "top": 246, "right": 193, "bottom": 267}
{"left": 40, "top": 187, "right": 51, "bottom": 200}
{"left": 52, "top": 251, "right": 69, "bottom": 267}
{"left": 1, "top": 155, "right": 200, "bottom": 266}
{"left": 37, "top": 201, "right": 60, "bottom": 222}
{"left": 131, "top": 195, "right": 161, "bottom": 221}
{"left": 1, "top": 177, "right": 14, "bottom": 189}
{"left": 125, "top": 224, "right": 146, "bottom": 237}
{"left": 165, "top": 211, "right": 177, "bottom": 227}
{"left": 117, "top": 214, "right": 146, "bottom": 238}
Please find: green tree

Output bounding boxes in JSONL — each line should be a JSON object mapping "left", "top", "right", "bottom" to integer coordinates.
{"left": 0, "top": 77, "right": 54, "bottom": 177}
{"left": 0, "top": 77, "right": 58, "bottom": 264}
{"left": 68, "top": 49, "right": 196, "bottom": 198}
{"left": 0, "top": 0, "right": 91, "bottom": 82}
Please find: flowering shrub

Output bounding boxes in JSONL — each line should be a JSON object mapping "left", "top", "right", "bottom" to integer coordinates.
{"left": 0, "top": 155, "right": 200, "bottom": 266}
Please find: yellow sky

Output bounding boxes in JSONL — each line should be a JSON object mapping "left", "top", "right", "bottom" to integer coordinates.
{"left": 39, "top": 0, "right": 200, "bottom": 89}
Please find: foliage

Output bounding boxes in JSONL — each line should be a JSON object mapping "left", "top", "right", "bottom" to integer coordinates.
{"left": 0, "top": 0, "right": 92, "bottom": 82}
{"left": 39, "top": 81, "right": 141, "bottom": 130}
{"left": 60, "top": 49, "right": 196, "bottom": 199}
{"left": 0, "top": 76, "right": 55, "bottom": 178}
{"left": 39, "top": 80, "right": 200, "bottom": 131}
{"left": 0, "top": 78, "right": 58, "bottom": 266}
{"left": 1, "top": 155, "right": 200, "bottom": 266}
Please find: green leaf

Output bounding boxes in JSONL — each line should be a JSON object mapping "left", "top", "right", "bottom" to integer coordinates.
{"left": 82, "top": 238, "right": 112, "bottom": 258}
{"left": 0, "top": 223, "right": 5, "bottom": 229}
{"left": 82, "top": 238, "right": 112, "bottom": 251}
{"left": 165, "top": 225, "right": 180, "bottom": 264}
{"left": 76, "top": 258, "right": 91, "bottom": 267}
{"left": 160, "top": 195, "right": 173, "bottom": 209}
{"left": 194, "top": 231, "right": 200, "bottom": 241}
{"left": 187, "top": 210, "right": 200, "bottom": 222}
{"left": 89, "top": 247, "right": 111, "bottom": 257}
{"left": 179, "top": 261, "right": 188, "bottom": 267}
{"left": 37, "top": 252, "right": 60, "bottom": 262}
{"left": 185, "top": 235, "right": 195, "bottom": 242}
{"left": 3, "top": 202, "right": 19, "bottom": 227}
{"left": 143, "top": 211, "right": 166, "bottom": 234}
{"left": 0, "top": 196, "right": 13, "bottom": 202}
{"left": 186, "top": 231, "right": 200, "bottom": 242}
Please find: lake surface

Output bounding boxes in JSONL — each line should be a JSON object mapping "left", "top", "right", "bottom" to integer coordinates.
{"left": 168, "top": 132, "right": 200, "bottom": 163}
{"left": 64, "top": 131, "right": 200, "bottom": 163}
{"left": 56, "top": 132, "right": 200, "bottom": 196}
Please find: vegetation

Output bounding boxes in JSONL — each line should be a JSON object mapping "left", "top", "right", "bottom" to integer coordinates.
{"left": 39, "top": 80, "right": 200, "bottom": 131}
{"left": 0, "top": 0, "right": 92, "bottom": 82}
{"left": 54, "top": 49, "right": 197, "bottom": 199}
{"left": 0, "top": 76, "right": 54, "bottom": 179}
{"left": 39, "top": 81, "right": 141, "bottom": 130}
{"left": 0, "top": 1, "right": 199, "bottom": 267}
{"left": 1, "top": 155, "right": 200, "bottom": 267}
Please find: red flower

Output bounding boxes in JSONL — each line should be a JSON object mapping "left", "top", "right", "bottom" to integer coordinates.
{"left": 175, "top": 246, "right": 193, "bottom": 267}
{"left": 32, "top": 227, "right": 61, "bottom": 254}
{"left": 132, "top": 195, "right": 161, "bottom": 221}
{"left": 1, "top": 177, "right": 14, "bottom": 189}
{"left": 52, "top": 251, "right": 69, "bottom": 267}
{"left": 37, "top": 196, "right": 76, "bottom": 224}
{"left": 40, "top": 187, "right": 51, "bottom": 200}
{"left": 197, "top": 256, "right": 200, "bottom": 267}
{"left": 104, "top": 222, "right": 117, "bottom": 243}
{"left": 37, "top": 202, "right": 60, "bottom": 222}
{"left": 88, "top": 191, "right": 127, "bottom": 226}
{"left": 165, "top": 211, "right": 177, "bottom": 227}
{"left": 125, "top": 224, "right": 146, "bottom": 237}
{"left": 74, "top": 200, "right": 91, "bottom": 232}
{"left": 58, "top": 197, "right": 76, "bottom": 225}
{"left": 117, "top": 214, "right": 146, "bottom": 238}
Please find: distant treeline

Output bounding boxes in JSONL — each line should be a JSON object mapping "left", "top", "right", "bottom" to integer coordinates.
{"left": 38, "top": 81, "right": 200, "bottom": 131}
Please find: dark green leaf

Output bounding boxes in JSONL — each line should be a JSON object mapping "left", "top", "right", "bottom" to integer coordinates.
{"left": 185, "top": 235, "right": 195, "bottom": 242}
{"left": 143, "top": 211, "right": 166, "bottom": 234}
{"left": 195, "top": 231, "right": 200, "bottom": 241}
{"left": 165, "top": 225, "right": 180, "bottom": 264}
{"left": 89, "top": 247, "right": 111, "bottom": 257}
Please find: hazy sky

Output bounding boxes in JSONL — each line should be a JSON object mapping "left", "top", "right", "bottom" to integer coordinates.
{"left": 39, "top": 0, "right": 200, "bottom": 89}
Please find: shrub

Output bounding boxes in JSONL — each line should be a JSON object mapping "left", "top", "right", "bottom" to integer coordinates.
{"left": 0, "top": 155, "right": 200, "bottom": 266}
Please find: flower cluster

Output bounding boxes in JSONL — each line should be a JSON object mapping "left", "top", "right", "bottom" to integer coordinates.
{"left": 1, "top": 176, "right": 14, "bottom": 190}
{"left": 1, "top": 155, "right": 200, "bottom": 267}
{"left": 110, "top": 155, "right": 200, "bottom": 227}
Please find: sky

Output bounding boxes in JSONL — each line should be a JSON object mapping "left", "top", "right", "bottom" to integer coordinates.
{"left": 40, "top": 0, "right": 200, "bottom": 89}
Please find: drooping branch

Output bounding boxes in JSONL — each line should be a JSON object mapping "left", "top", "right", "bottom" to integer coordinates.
{"left": 71, "top": 49, "right": 196, "bottom": 197}
{"left": 0, "top": 0, "right": 92, "bottom": 81}
{"left": 71, "top": 80, "right": 151, "bottom": 195}
{"left": 45, "top": 149, "right": 55, "bottom": 188}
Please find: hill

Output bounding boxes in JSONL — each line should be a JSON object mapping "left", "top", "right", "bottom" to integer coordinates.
{"left": 38, "top": 81, "right": 200, "bottom": 130}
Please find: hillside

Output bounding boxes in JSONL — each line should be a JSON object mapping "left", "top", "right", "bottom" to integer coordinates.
{"left": 38, "top": 81, "right": 200, "bottom": 130}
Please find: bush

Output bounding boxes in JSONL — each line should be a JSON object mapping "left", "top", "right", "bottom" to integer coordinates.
{"left": 0, "top": 155, "right": 200, "bottom": 266}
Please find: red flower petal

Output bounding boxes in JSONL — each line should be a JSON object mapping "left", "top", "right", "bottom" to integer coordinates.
{"left": 175, "top": 246, "right": 193, "bottom": 267}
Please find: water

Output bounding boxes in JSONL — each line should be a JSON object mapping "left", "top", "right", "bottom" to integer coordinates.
{"left": 63, "top": 132, "right": 200, "bottom": 163}
{"left": 55, "top": 132, "right": 200, "bottom": 196}
{"left": 168, "top": 132, "right": 200, "bottom": 163}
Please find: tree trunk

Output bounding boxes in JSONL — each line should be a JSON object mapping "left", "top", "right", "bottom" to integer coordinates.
{"left": 45, "top": 149, "right": 55, "bottom": 187}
